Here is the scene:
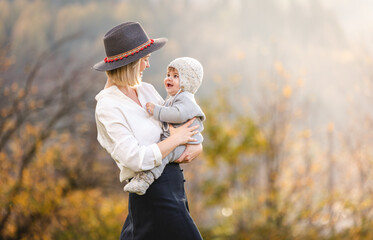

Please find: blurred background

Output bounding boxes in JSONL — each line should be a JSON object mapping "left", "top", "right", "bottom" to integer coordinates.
{"left": 1, "top": 0, "right": 373, "bottom": 239}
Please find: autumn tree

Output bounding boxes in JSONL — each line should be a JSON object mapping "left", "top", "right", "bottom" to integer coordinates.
{"left": 0, "top": 30, "right": 127, "bottom": 239}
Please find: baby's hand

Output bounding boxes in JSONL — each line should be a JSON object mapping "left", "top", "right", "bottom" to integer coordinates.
{"left": 146, "top": 102, "right": 155, "bottom": 115}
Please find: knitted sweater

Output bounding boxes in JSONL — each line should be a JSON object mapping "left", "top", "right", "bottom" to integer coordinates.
{"left": 153, "top": 91, "right": 205, "bottom": 144}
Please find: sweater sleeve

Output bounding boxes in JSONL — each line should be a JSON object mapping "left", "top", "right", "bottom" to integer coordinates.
{"left": 153, "top": 93, "right": 204, "bottom": 124}
{"left": 95, "top": 103, "right": 162, "bottom": 173}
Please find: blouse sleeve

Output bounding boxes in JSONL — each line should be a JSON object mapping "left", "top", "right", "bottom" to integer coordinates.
{"left": 95, "top": 103, "right": 162, "bottom": 173}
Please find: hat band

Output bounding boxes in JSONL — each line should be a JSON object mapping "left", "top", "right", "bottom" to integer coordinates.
{"left": 104, "top": 39, "right": 154, "bottom": 63}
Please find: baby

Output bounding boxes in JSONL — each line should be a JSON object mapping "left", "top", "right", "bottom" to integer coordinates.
{"left": 123, "top": 57, "right": 205, "bottom": 195}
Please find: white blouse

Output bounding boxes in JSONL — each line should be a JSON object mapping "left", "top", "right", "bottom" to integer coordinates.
{"left": 95, "top": 82, "right": 165, "bottom": 182}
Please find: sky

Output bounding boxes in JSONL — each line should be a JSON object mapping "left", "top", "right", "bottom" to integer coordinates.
{"left": 305, "top": 0, "right": 373, "bottom": 47}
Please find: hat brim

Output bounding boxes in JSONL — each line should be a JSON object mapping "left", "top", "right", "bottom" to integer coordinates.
{"left": 93, "top": 38, "right": 168, "bottom": 71}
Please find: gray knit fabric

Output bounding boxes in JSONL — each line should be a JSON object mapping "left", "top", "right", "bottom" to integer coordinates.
{"left": 153, "top": 91, "right": 205, "bottom": 144}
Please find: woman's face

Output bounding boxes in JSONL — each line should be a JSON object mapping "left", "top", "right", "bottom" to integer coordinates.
{"left": 140, "top": 55, "right": 150, "bottom": 78}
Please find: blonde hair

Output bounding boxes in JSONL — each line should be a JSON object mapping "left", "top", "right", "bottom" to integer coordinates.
{"left": 105, "top": 59, "right": 141, "bottom": 87}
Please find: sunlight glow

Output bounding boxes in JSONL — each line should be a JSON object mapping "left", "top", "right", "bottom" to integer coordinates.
{"left": 221, "top": 207, "right": 233, "bottom": 217}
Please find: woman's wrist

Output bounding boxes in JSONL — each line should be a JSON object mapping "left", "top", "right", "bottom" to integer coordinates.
{"left": 157, "top": 135, "right": 181, "bottom": 159}
{"left": 166, "top": 134, "right": 185, "bottom": 150}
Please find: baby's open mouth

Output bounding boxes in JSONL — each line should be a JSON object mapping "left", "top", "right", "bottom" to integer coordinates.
{"left": 167, "top": 83, "right": 173, "bottom": 87}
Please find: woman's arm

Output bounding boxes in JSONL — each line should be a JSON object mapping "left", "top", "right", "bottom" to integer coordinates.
{"left": 96, "top": 104, "right": 198, "bottom": 172}
{"left": 157, "top": 118, "right": 199, "bottom": 158}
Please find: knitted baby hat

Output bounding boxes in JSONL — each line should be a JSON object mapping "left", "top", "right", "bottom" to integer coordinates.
{"left": 167, "top": 57, "right": 203, "bottom": 94}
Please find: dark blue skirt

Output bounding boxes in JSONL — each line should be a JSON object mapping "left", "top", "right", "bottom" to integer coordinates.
{"left": 120, "top": 163, "right": 203, "bottom": 240}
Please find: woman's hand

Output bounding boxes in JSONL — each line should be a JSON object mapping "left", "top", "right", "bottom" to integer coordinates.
{"left": 175, "top": 143, "right": 203, "bottom": 163}
{"left": 169, "top": 118, "right": 199, "bottom": 145}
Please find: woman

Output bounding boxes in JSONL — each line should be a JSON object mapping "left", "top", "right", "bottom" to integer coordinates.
{"left": 93, "top": 22, "right": 203, "bottom": 240}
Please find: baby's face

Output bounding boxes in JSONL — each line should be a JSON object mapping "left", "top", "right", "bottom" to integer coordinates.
{"left": 164, "top": 68, "right": 180, "bottom": 96}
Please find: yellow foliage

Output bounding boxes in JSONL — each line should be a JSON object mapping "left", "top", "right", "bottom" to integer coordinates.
{"left": 74, "top": 113, "right": 84, "bottom": 122}
{"left": 275, "top": 61, "right": 284, "bottom": 73}
{"left": 235, "top": 50, "right": 246, "bottom": 60}
{"left": 297, "top": 78, "right": 304, "bottom": 87}
{"left": 303, "top": 129, "right": 312, "bottom": 139}
{"left": 293, "top": 108, "right": 303, "bottom": 119}
{"left": 27, "top": 99, "right": 36, "bottom": 110}
{"left": 31, "top": 85, "right": 38, "bottom": 94}
{"left": 11, "top": 82, "right": 18, "bottom": 91}
{"left": 0, "top": 127, "right": 127, "bottom": 239}
{"left": 59, "top": 132, "right": 71, "bottom": 143}
{"left": 78, "top": 123, "right": 90, "bottom": 133}
{"left": 213, "top": 74, "right": 223, "bottom": 84}
{"left": 282, "top": 85, "right": 292, "bottom": 98}
{"left": 254, "top": 131, "right": 267, "bottom": 146}
{"left": 17, "top": 101, "right": 25, "bottom": 110}
{"left": 1, "top": 107, "right": 9, "bottom": 117}
{"left": 327, "top": 122, "right": 335, "bottom": 133}
{"left": 17, "top": 88, "right": 25, "bottom": 98}
{"left": 25, "top": 123, "right": 39, "bottom": 136}
{"left": 0, "top": 151, "right": 5, "bottom": 161}
{"left": 230, "top": 74, "right": 242, "bottom": 84}
{"left": 3, "top": 119, "right": 15, "bottom": 131}
{"left": 3, "top": 86, "right": 9, "bottom": 96}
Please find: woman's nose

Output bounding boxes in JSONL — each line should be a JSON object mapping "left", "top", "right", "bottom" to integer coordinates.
{"left": 146, "top": 61, "right": 150, "bottom": 68}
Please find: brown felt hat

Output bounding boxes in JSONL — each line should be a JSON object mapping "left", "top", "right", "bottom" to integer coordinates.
{"left": 93, "top": 22, "right": 167, "bottom": 71}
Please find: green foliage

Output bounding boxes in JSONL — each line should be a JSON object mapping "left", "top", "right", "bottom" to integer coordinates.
{"left": 202, "top": 87, "right": 266, "bottom": 166}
